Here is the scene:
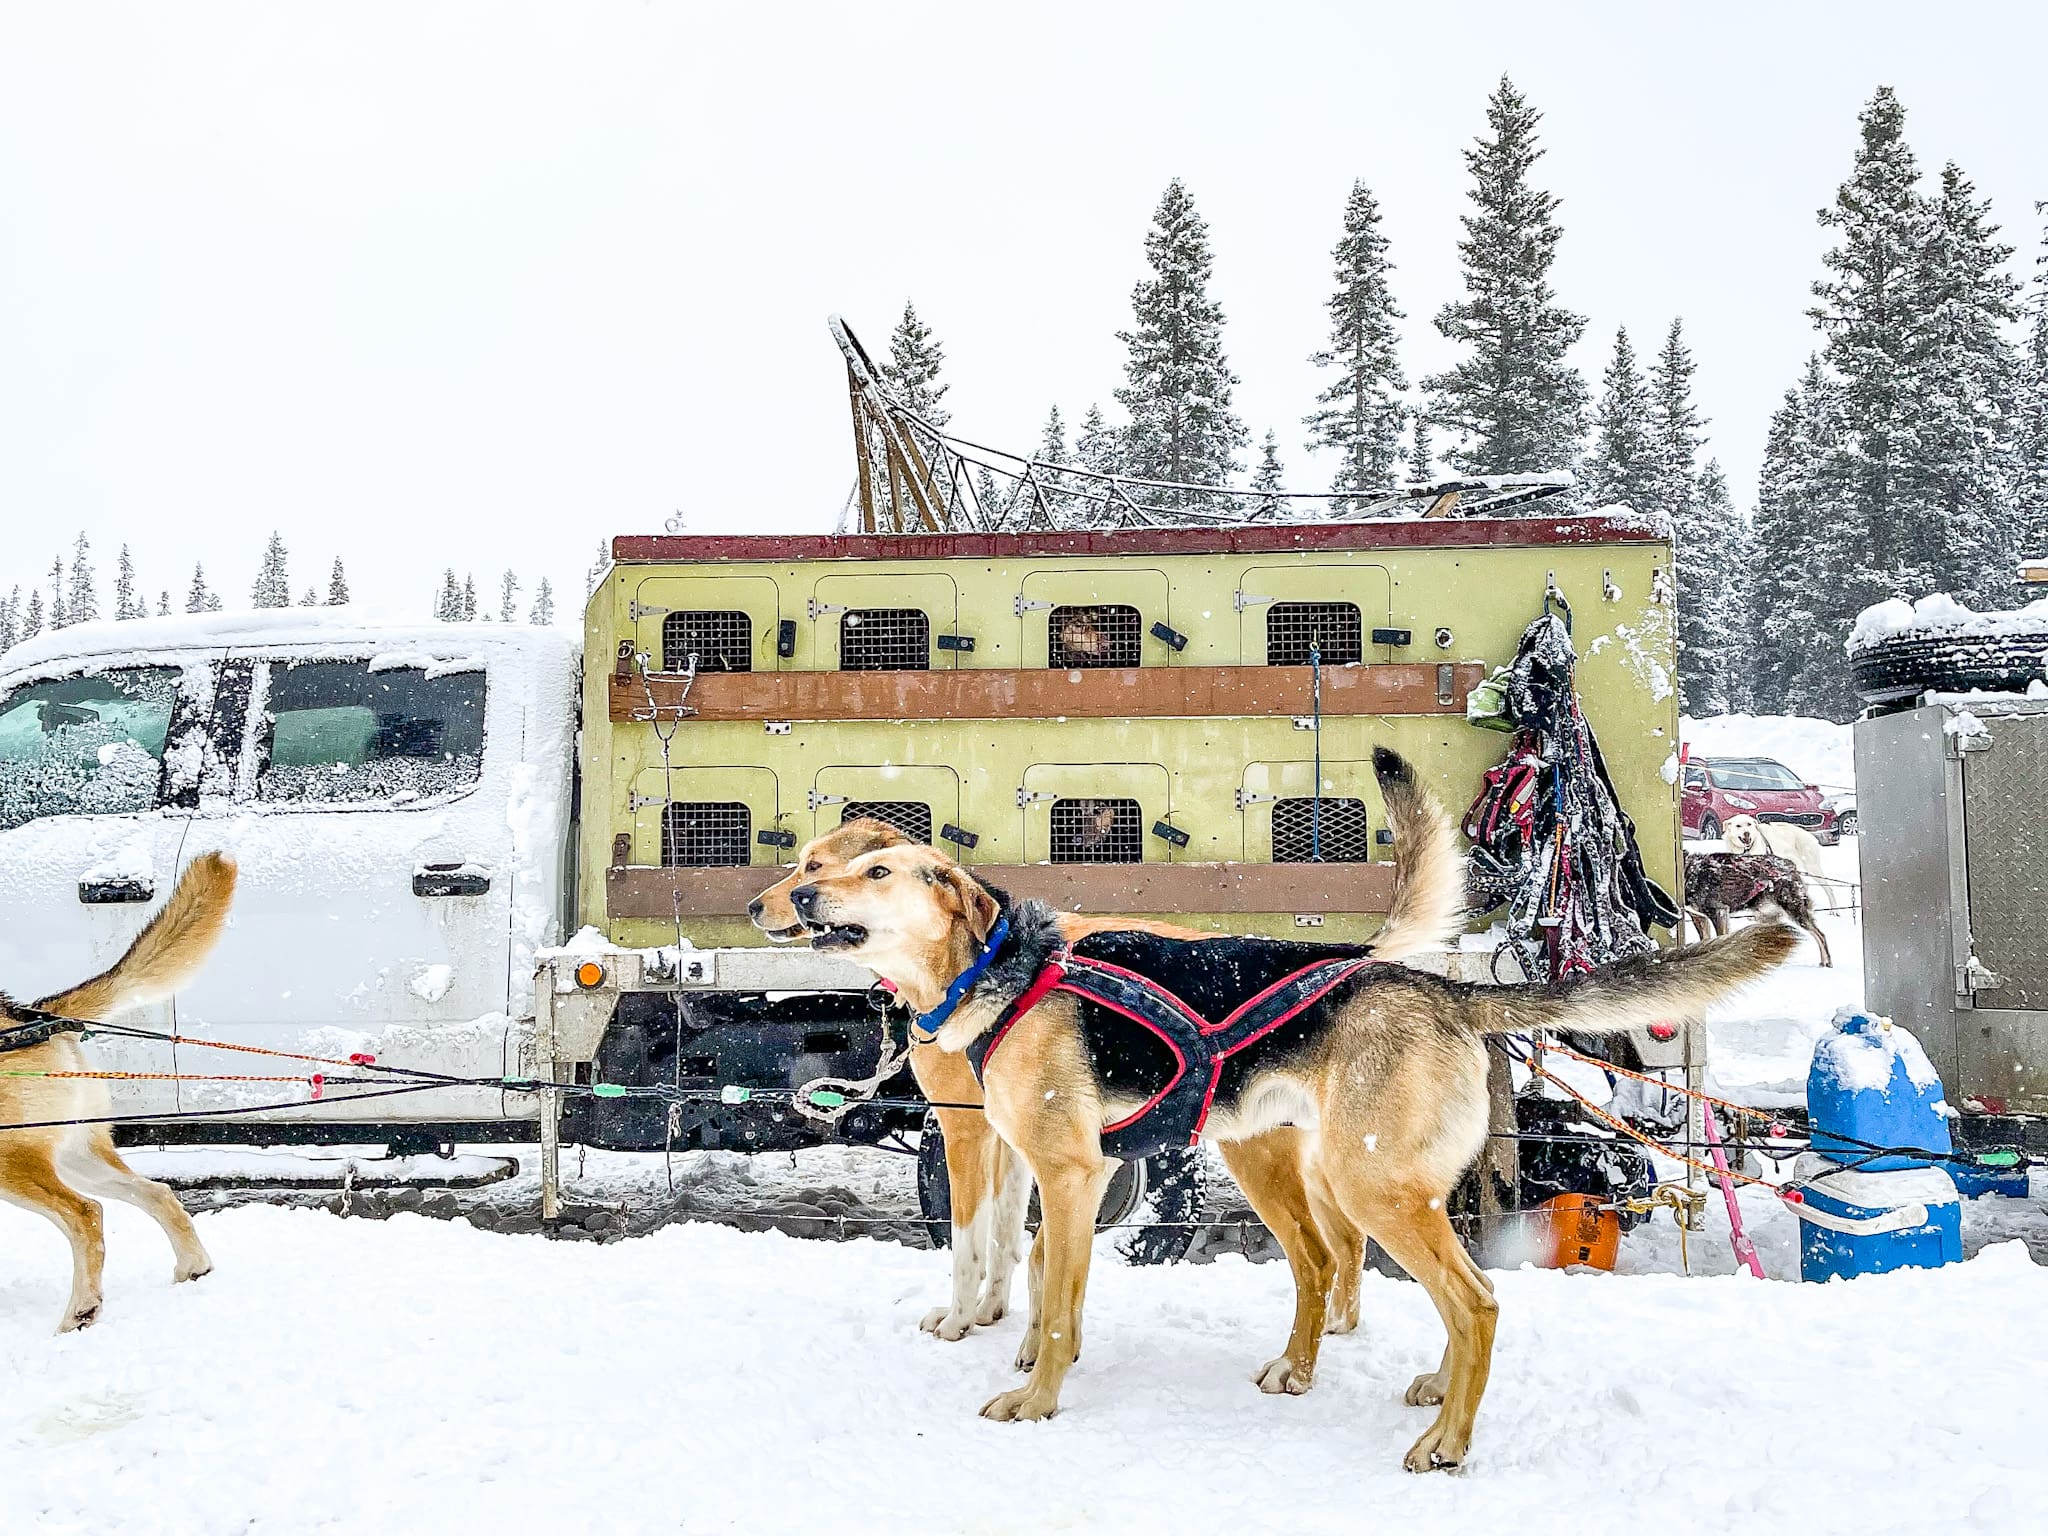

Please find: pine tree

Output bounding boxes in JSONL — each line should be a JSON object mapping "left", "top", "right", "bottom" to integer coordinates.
{"left": 435, "top": 569, "right": 461, "bottom": 622}
{"left": 114, "top": 544, "right": 140, "bottom": 620}
{"left": 461, "top": 574, "right": 477, "bottom": 622}
{"left": 2017, "top": 206, "right": 2048, "bottom": 559}
{"left": 529, "top": 577, "right": 556, "bottom": 627}
{"left": 157, "top": 591, "right": 171, "bottom": 617}
{"left": 22, "top": 589, "right": 44, "bottom": 639}
{"left": 186, "top": 563, "right": 213, "bottom": 614}
{"left": 1067, "top": 404, "right": 1120, "bottom": 525}
{"left": 498, "top": 570, "right": 520, "bottom": 623}
{"left": 1906, "top": 162, "right": 2021, "bottom": 604}
{"left": 1028, "top": 405, "right": 1071, "bottom": 525}
{"left": 1675, "top": 459, "right": 1746, "bottom": 715}
{"left": 587, "top": 541, "right": 609, "bottom": 597}
{"left": 1115, "top": 179, "right": 1247, "bottom": 498}
{"left": 48, "top": 556, "right": 66, "bottom": 629}
{"left": 300, "top": 587, "right": 318, "bottom": 606}
{"left": 1305, "top": 180, "right": 1408, "bottom": 507}
{"left": 252, "top": 532, "right": 291, "bottom": 608}
{"left": 1407, "top": 417, "right": 1434, "bottom": 483}
{"left": 1647, "top": 320, "right": 1705, "bottom": 522}
{"left": 1583, "top": 328, "right": 1656, "bottom": 511}
{"left": 0, "top": 587, "right": 17, "bottom": 652}
{"left": 880, "top": 301, "right": 950, "bottom": 426}
{"left": 65, "top": 534, "right": 98, "bottom": 626}
{"left": 974, "top": 468, "right": 1007, "bottom": 527}
{"left": 1750, "top": 358, "right": 1853, "bottom": 717}
{"left": 327, "top": 558, "right": 350, "bottom": 605}
{"left": 1249, "top": 430, "right": 1285, "bottom": 516}
{"left": 1425, "top": 77, "right": 1588, "bottom": 479}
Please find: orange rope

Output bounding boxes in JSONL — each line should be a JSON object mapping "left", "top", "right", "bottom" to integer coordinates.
{"left": 1538, "top": 1038, "right": 1790, "bottom": 1128}
{"left": 0, "top": 1069, "right": 318, "bottom": 1083}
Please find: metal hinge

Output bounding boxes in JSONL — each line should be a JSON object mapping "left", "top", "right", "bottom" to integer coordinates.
{"left": 1014, "top": 594, "right": 1055, "bottom": 616}
{"left": 627, "top": 601, "right": 671, "bottom": 622}
{"left": 1234, "top": 590, "right": 1273, "bottom": 611}
{"left": 1235, "top": 788, "right": 1280, "bottom": 809}
{"left": 1016, "top": 788, "right": 1057, "bottom": 808}
{"left": 808, "top": 791, "right": 848, "bottom": 811}
{"left": 629, "top": 793, "right": 665, "bottom": 812}
{"left": 807, "top": 598, "right": 849, "bottom": 621}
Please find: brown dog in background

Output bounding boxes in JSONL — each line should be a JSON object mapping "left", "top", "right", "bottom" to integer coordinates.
{"left": 786, "top": 754, "right": 1796, "bottom": 1471}
{"left": 1, "top": 852, "right": 236, "bottom": 1332}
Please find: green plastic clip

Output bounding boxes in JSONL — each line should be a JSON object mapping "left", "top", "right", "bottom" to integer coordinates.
{"left": 720, "top": 1085, "right": 752, "bottom": 1105}
{"left": 591, "top": 1083, "right": 629, "bottom": 1099}
{"left": 1977, "top": 1149, "right": 2022, "bottom": 1168}
{"left": 807, "top": 1089, "right": 848, "bottom": 1110}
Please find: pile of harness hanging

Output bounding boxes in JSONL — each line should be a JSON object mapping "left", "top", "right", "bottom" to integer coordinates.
{"left": 1463, "top": 611, "right": 1681, "bottom": 984}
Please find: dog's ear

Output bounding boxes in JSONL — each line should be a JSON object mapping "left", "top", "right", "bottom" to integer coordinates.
{"left": 938, "top": 866, "right": 1001, "bottom": 944}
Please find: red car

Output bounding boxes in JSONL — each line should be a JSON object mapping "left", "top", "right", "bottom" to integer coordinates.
{"left": 1680, "top": 755, "right": 1840, "bottom": 844}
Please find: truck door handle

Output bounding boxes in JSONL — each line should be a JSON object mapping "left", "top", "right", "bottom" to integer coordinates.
{"left": 79, "top": 877, "right": 154, "bottom": 905}
{"left": 414, "top": 864, "right": 491, "bottom": 897}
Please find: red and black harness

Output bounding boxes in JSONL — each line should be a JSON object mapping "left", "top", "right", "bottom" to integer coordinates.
{"left": 963, "top": 934, "right": 1378, "bottom": 1162}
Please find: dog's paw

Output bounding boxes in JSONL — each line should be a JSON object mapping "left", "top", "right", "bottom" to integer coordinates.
{"left": 980, "top": 1386, "right": 1059, "bottom": 1423}
{"left": 1013, "top": 1329, "right": 1039, "bottom": 1371}
{"left": 919, "top": 1307, "right": 974, "bottom": 1341}
{"left": 1402, "top": 1420, "right": 1468, "bottom": 1474}
{"left": 1254, "top": 1356, "right": 1313, "bottom": 1395}
{"left": 1404, "top": 1369, "right": 1448, "bottom": 1407}
{"left": 60, "top": 1303, "right": 101, "bottom": 1333}
{"left": 1323, "top": 1309, "right": 1359, "bottom": 1337}
{"left": 175, "top": 1262, "right": 213, "bottom": 1285}
{"left": 972, "top": 1293, "right": 1008, "bottom": 1328}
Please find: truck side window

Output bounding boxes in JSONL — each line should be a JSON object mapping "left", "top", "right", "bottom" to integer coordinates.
{"left": 1050, "top": 797, "right": 1141, "bottom": 864}
{"left": 662, "top": 801, "right": 751, "bottom": 866}
{"left": 1271, "top": 797, "right": 1370, "bottom": 863}
{"left": 662, "top": 611, "right": 752, "bottom": 674}
{"left": 839, "top": 608, "right": 929, "bottom": 671}
{"left": 840, "top": 800, "right": 932, "bottom": 844}
{"left": 1266, "top": 602, "right": 1362, "bottom": 666}
{"left": 1049, "top": 605, "right": 1141, "bottom": 668}
{"left": 0, "top": 667, "right": 179, "bottom": 829}
{"left": 256, "top": 661, "right": 485, "bottom": 806}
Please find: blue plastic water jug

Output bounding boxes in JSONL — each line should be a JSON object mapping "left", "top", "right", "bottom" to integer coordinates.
{"left": 1808, "top": 1012, "right": 1952, "bottom": 1172}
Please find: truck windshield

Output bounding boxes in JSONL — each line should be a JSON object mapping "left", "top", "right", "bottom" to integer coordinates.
{"left": 0, "top": 667, "right": 177, "bottom": 829}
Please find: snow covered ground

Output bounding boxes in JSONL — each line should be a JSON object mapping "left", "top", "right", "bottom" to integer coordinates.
{"left": 4, "top": 1201, "right": 2042, "bottom": 1535}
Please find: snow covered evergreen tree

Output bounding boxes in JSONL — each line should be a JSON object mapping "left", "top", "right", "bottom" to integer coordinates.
{"left": 435, "top": 569, "right": 462, "bottom": 622}
{"left": 1407, "top": 417, "right": 1434, "bottom": 483}
{"left": 1647, "top": 320, "right": 1705, "bottom": 522}
{"left": 327, "top": 558, "right": 350, "bottom": 605}
{"left": 252, "top": 533, "right": 291, "bottom": 608}
{"left": 1583, "top": 327, "right": 1655, "bottom": 511}
{"left": 1030, "top": 406, "right": 1071, "bottom": 525}
{"left": 1115, "top": 179, "right": 1247, "bottom": 499}
{"left": 1038, "top": 405, "right": 1067, "bottom": 464}
{"left": 1749, "top": 358, "right": 1851, "bottom": 716}
{"left": 461, "top": 574, "right": 477, "bottom": 622}
{"left": 529, "top": 577, "right": 555, "bottom": 627}
{"left": 186, "top": 564, "right": 213, "bottom": 614}
{"left": 1424, "top": 77, "right": 1588, "bottom": 479}
{"left": 1305, "top": 180, "right": 1407, "bottom": 507}
{"left": 1675, "top": 459, "right": 1746, "bottom": 715}
{"left": 48, "top": 556, "right": 66, "bottom": 629}
{"left": 65, "top": 535, "right": 98, "bottom": 626}
{"left": 499, "top": 570, "right": 520, "bottom": 623}
{"left": 587, "top": 541, "right": 609, "bottom": 597}
{"left": 1249, "top": 430, "right": 1285, "bottom": 516}
{"left": 974, "top": 468, "right": 1007, "bottom": 526}
{"left": 114, "top": 544, "right": 140, "bottom": 620}
{"left": 1905, "top": 161, "right": 2021, "bottom": 604}
{"left": 22, "top": 590, "right": 44, "bottom": 639}
{"left": 157, "top": 591, "right": 170, "bottom": 617}
{"left": 880, "top": 301, "right": 950, "bottom": 426}
{"left": 2018, "top": 206, "right": 2048, "bottom": 559}
{"left": 0, "top": 588, "right": 17, "bottom": 652}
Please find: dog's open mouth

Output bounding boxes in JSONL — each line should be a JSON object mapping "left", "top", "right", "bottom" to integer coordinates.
{"left": 760, "top": 922, "right": 809, "bottom": 944}
{"left": 803, "top": 921, "right": 869, "bottom": 951}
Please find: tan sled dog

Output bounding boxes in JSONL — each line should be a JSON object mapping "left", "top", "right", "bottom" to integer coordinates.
{"left": 1, "top": 853, "right": 237, "bottom": 1332}
{"left": 785, "top": 752, "right": 1796, "bottom": 1471}
{"left": 752, "top": 821, "right": 1219, "bottom": 1346}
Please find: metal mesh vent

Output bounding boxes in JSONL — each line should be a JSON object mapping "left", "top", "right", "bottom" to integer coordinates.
{"left": 1049, "top": 604, "right": 1142, "bottom": 668}
{"left": 1266, "top": 601, "right": 1363, "bottom": 666}
{"left": 1050, "top": 797, "right": 1142, "bottom": 864}
{"left": 840, "top": 800, "right": 933, "bottom": 844}
{"left": 661, "top": 801, "right": 752, "bottom": 868}
{"left": 839, "top": 608, "right": 930, "bottom": 671}
{"left": 662, "top": 611, "right": 753, "bottom": 674}
{"left": 1272, "top": 796, "right": 1371, "bottom": 863}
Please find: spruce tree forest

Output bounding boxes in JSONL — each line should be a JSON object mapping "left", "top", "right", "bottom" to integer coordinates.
{"left": 5, "top": 80, "right": 2044, "bottom": 726}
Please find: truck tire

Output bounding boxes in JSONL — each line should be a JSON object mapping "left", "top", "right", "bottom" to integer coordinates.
{"left": 1851, "top": 628, "right": 2048, "bottom": 709}
{"left": 917, "top": 1112, "right": 1205, "bottom": 1264}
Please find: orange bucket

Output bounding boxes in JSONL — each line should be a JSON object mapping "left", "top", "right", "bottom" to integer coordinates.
{"left": 1540, "top": 1192, "right": 1620, "bottom": 1270}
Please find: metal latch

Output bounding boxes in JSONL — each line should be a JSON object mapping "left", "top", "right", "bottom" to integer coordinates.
{"left": 1437, "top": 663, "right": 1456, "bottom": 707}
{"left": 1946, "top": 729, "right": 1994, "bottom": 758}
{"left": 628, "top": 600, "right": 671, "bottom": 622}
{"left": 1963, "top": 955, "right": 2005, "bottom": 993}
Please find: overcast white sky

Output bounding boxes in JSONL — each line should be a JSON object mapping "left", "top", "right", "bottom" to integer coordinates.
{"left": 2, "top": 2, "right": 2042, "bottom": 623}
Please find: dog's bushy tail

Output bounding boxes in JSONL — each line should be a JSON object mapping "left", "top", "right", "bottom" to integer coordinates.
{"left": 1477, "top": 922, "right": 1799, "bottom": 1037}
{"left": 37, "top": 852, "right": 238, "bottom": 1020}
{"left": 1363, "top": 747, "right": 1468, "bottom": 965}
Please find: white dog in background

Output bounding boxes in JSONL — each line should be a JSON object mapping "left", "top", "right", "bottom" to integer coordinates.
{"left": 1724, "top": 814, "right": 1826, "bottom": 878}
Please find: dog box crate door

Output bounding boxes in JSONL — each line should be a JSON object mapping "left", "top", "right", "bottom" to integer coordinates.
{"left": 1233, "top": 564, "right": 1394, "bottom": 666}
{"left": 628, "top": 765, "right": 781, "bottom": 867}
{"left": 811, "top": 573, "right": 960, "bottom": 671}
{"left": 1239, "top": 760, "right": 1381, "bottom": 864}
{"left": 629, "top": 576, "right": 782, "bottom": 673}
{"left": 1020, "top": 762, "right": 1171, "bottom": 865}
{"left": 810, "top": 764, "right": 961, "bottom": 848}
{"left": 1017, "top": 568, "right": 1175, "bottom": 668}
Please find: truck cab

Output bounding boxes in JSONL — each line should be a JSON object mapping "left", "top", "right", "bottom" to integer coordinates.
{"left": 0, "top": 611, "right": 577, "bottom": 1139}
